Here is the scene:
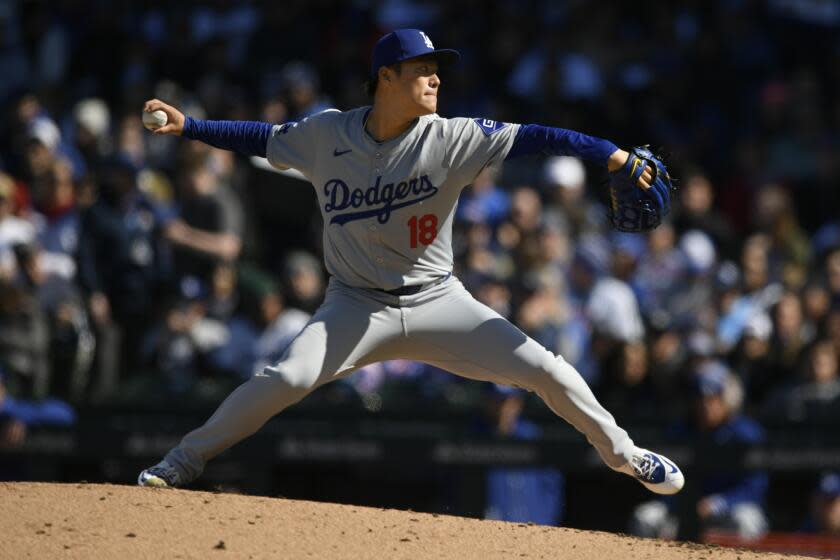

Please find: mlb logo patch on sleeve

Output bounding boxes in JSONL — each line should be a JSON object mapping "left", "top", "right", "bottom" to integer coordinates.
{"left": 473, "top": 118, "right": 509, "bottom": 136}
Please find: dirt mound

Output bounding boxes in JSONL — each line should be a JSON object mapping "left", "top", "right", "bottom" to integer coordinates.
{"left": 1, "top": 482, "right": 805, "bottom": 559}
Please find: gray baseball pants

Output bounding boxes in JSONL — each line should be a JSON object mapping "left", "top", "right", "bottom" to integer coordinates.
{"left": 164, "top": 276, "right": 636, "bottom": 482}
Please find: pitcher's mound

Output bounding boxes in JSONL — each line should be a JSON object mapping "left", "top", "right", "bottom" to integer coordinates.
{"left": 1, "top": 482, "right": 804, "bottom": 559}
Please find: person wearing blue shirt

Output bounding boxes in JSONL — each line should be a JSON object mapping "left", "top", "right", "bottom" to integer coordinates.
{"left": 474, "top": 384, "right": 564, "bottom": 525}
{"left": 631, "top": 361, "right": 768, "bottom": 540}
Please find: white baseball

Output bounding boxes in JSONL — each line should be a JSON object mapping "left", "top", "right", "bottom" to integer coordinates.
{"left": 142, "top": 110, "right": 168, "bottom": 131}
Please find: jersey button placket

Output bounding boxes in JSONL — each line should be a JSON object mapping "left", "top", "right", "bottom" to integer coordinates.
{"left": 369, "top": 149, "right": 386, "bottom": 279}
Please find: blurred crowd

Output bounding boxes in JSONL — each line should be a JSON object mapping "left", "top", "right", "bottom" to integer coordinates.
{"left": 2, "top": 0, "right": 840, "bottom": 540}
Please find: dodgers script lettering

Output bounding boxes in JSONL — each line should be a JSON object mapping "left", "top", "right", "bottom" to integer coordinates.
{"left": 323, "top": 174, "right": 439, "bottom": 226}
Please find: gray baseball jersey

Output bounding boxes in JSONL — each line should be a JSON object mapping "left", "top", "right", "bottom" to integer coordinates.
{"left": 266, "top": 108, "right": 520, "bottom": 290}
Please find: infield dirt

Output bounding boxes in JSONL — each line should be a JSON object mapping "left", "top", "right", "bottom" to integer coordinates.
{"left": 0, "top": 482, "right": 811, "bottom": 559}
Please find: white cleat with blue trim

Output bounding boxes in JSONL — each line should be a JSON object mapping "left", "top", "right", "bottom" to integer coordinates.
{"left": 619, "top": 448, "right": 685, "bottom": 495}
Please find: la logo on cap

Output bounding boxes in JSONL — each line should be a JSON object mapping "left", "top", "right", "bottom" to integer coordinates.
{"left": 419, "top": 31, "right": 434, "bottom": 49}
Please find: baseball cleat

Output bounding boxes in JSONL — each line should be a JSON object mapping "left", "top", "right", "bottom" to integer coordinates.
{"left": 618, "top": 448, "right": 684, "bottom": 495}
{"left": 138, "top": 460, "right": 182, "bottom": 488}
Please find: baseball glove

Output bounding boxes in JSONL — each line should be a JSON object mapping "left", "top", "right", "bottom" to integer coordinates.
{"left": 607, "top": 146, "right": 675, "bottom": 232}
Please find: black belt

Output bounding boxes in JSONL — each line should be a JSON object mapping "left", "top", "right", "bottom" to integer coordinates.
{"left": 382, "top": 273, "right": 451, "bottom": 296}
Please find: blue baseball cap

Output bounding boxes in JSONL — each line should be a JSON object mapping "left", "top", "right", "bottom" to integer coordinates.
{"left": 370, "top": 29, "right": 460, "bottom": 77}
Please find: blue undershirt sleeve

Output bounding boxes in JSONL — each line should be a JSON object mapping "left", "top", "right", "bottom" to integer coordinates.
{"left": 506, "top": 124, "right": 618, "bottom": 165}
{"left": 182, "top": 117, "right": 273, "bottom": 158}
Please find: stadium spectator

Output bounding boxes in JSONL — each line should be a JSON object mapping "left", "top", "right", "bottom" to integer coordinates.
{"left": 827, "top": 307, "right": 840, "bottom": 360}
{"left": 30, "top": 159, "right": 80, "bottom": 282}
{"left": 278, "top": 61, "right": 332, "bottom": 120}
{"left": 802, "top": 473, "right": 840, "bottom": 536}
{"left": 752, "top": 184, "right": 811, "bottom": 286}
{"left": 0, "top": 173, "right": 36, "bottom": 278}
{"left": 541, "top": 156, "right": 603, "bottom": 236}
{"left": 77, "top": 155, "right": 174, "bottom": 379}
{"left": 555, "top": 235, "right": 606, "bottom": 384}
{"left": 631, "top": 362, "right": 768, "bottom": 540}
{"left": 825, "top": 248, "right": 840, "bottom": 307}
{"left": 18, "top": 103, "right": 63, "bottom": 202}
{"left": 471, "top": 274, "right": 513, "bottom": 320}
{"left": 476, "top": 384, "right": 564, "bottom": 526}
{"left": 672, "top": 171, "right": 736, "bottom": 260}
{"left": 205, "top": 263, "right": 238, "bottom": 322}
{"left": 689, "top": 363, "right": 768, "bottom": 540}
{"left": 70, "top": 98, "right": 112, "bottom": 172}
{"left": 249, "top": 275, "right": 310, "bottom": 376}
{"left": 729, "top": 312, "right": 774, "bottom": 409}
{"left": 587, "top": 244, "right": 645, "bottom": 346}
{"left": 595, "top": 339, "right": 661, "bottom": 418}
{"left": 762, "top": 291, "right": 812, "bottom": 396}
{"left": 667, "top": 230, "right": 718, "bottom": 331}
{"left": 652, "top": 334, "right": 694, "bottom": 414}
{"left": 802, "top": 281, "right": 831, "bottom": 337}
{"left": 766, "top": 339, "right": 840, "bottom": 423}
{"left": 458, "top": 221, "right": 515, "bottom": 290}
{"left": 496, "top": 186, "right": 544, "bottom": 272}
{"left": 140, "top": 282, "right": 212, "bottom": 393}
{"left": 207, "top": 264, "right": 310, "bottom": 380}
{"left": 514, "top": 279, "right": 564, "bottom": 354}
{"left": 0, "top": 253, "right": 49, "bottom": 400}
{"left": 12, "top": 240, "right": 94, "bottom": 402}
{"left": 717, "top": 235, "right": 782, "bottom": 352}
{"left": 632, "top": 222, "right": 685, "bottom": 323}
{"left": 167, "top": 155, "right": 244, "bottom": 284}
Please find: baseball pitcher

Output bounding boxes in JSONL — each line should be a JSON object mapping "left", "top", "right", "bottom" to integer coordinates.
{"left": 138, "top": 29, "right": 683, "bottom": 495}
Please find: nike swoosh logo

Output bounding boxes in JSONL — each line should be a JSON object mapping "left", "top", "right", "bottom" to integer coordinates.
{"left": 333, "top": 148, "right": 352, "bottom": 156}
{"left": 662, "top": 457, "right": 678, "bottom": 474}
